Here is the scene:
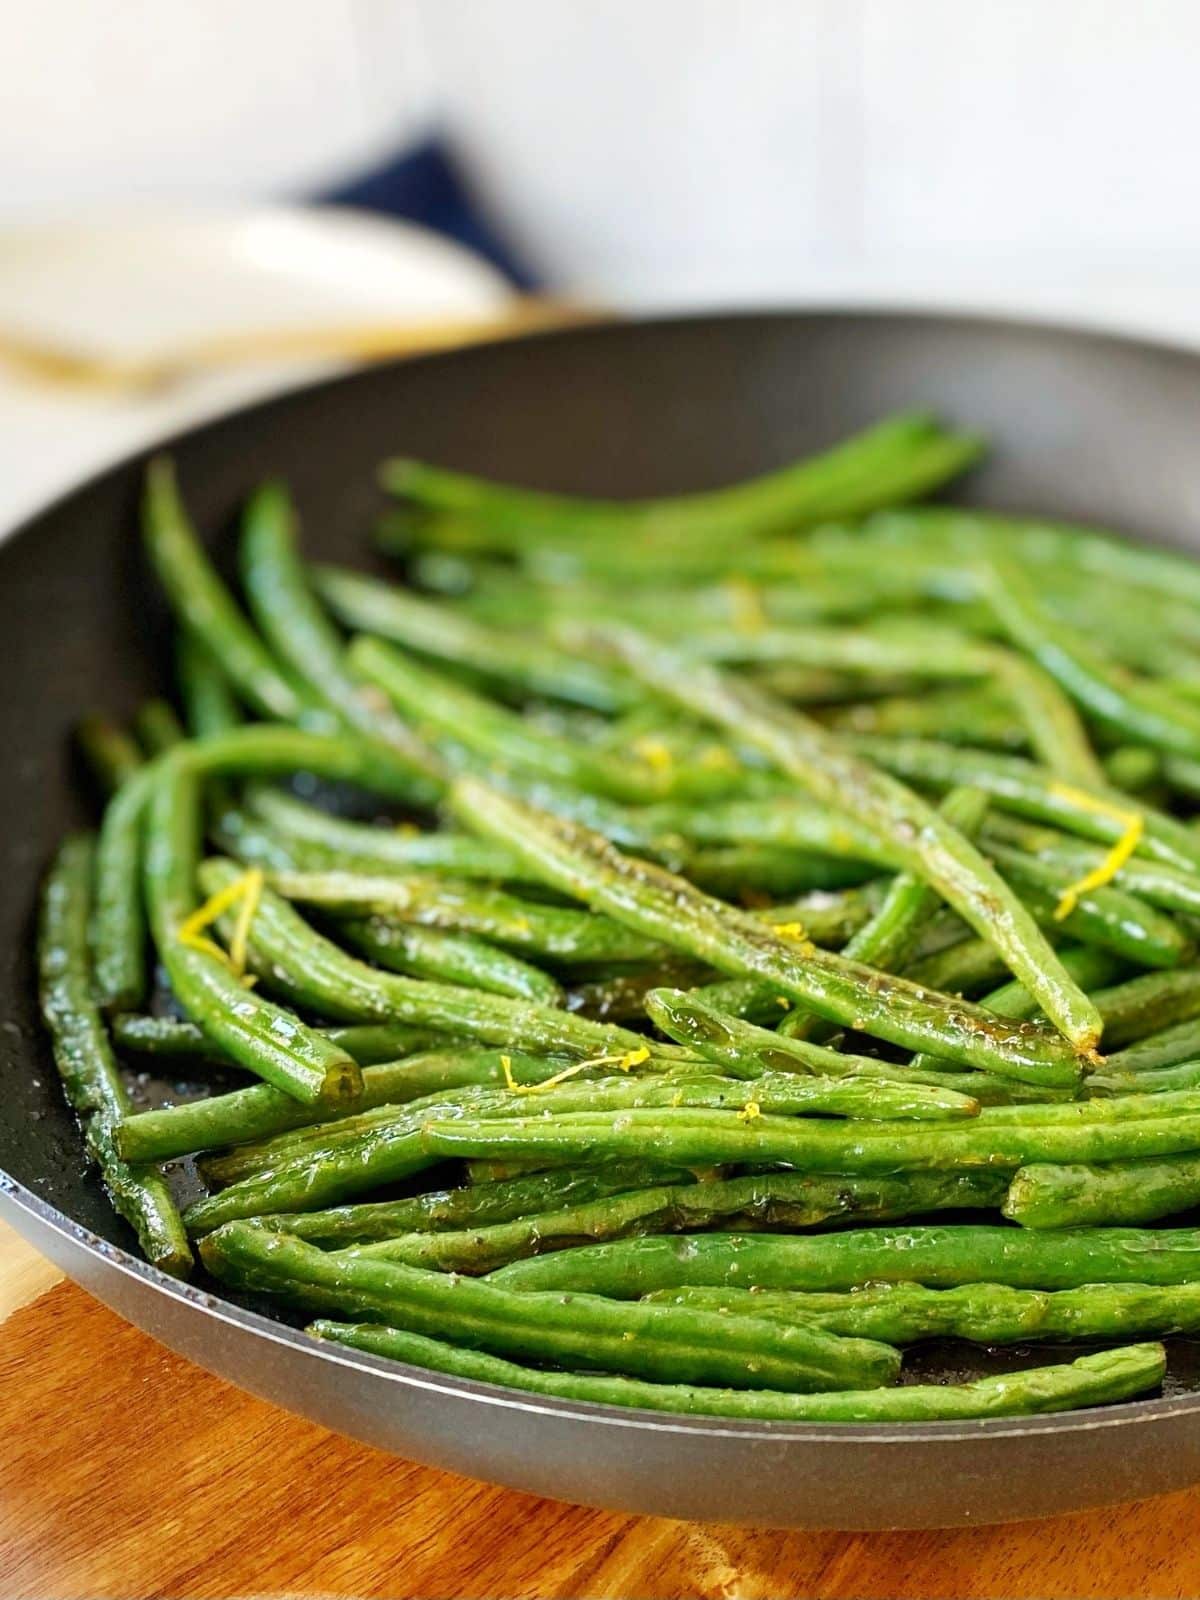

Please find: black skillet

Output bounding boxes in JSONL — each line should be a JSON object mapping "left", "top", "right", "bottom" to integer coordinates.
{"left": 5, "top": 311, "right": 1200, "bottom": 1529}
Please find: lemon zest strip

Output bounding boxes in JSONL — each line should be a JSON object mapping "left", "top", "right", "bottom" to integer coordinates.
{"left": 725, "top": 575, "right": 767, "bottom": 635}
{"left": 1046, "top": 783, "right": 1144, "bottom": 919}
{"left": 178, "top": 867, "right": 265, "bottom": 979}
{"left": 500, "top": 1044, "right": 651, "bottom": 1096}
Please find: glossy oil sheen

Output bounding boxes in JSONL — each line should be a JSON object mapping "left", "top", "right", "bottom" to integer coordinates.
{"left": 6, "top": 311, "right": 1200, "bottom": 1527}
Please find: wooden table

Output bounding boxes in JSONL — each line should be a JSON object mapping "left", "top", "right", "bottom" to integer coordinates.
{"left": 2, "top": 1219, "right": 1198, "bottom": 1600}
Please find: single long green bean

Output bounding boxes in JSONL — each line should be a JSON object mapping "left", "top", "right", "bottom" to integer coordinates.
{"left": 239, "top": 481, "right": 445, "bottom": 794}
{"left": 313, "top": 564, "right": 637, "bottom": 712}
{"left": 646, "top": 1282, "right": 1200, "bottom": 1348}
{"left": 201, "top": 1222, "right": 900, "bottom": 1392}
{"left": 353, "top": 1169, "right": 1011, "bottom": 1274}
{"left": 488, "top": 1221, "right": 1200, "bottom": 1296}
{"left": 142, "top": 459, "right": 304, "bottom": 721}
{"left": 380, "top": 414, "right": 981, "bottom": 545}
{"left": 38, "top": 835, "right": 191, "bottom": 1276}
{"left": 266, "top": 867, "right": 667, "bottom": 965}
{"left": 110, "top": 1014, "right": 438, "bottom": 1066}
{"left": 336, "top": 915, "right": 563, "bottom": 1004}
{"left": 449, "top": 776, "right": 1085, "bottom": 1084}
{"left": 311, "top": 1324, "right": 1165, "bottom": 1422}
{"left": 587, "top": 627, "right": 1100, "bottom": 1049}
{"left": 118, "top": 1049, "right": 586, "bottom": 1163}
{"left": 134, "top": 698, "right": 185, "bottom": 757}
{"left": 246, "top": 785, "right": 525, "bottom": 878}
{"left": 643, "top": 988, "right": 1062, "bottom": 1105}
{"left": 176, "top": 630, "right": 242, "bottom": 738}
{"left": 267, "top": 1163, "right": 692, "bottom": 1243}
{"left": 419, "top": 1102, "right": 1200, "bottom": 1191}
{"left": 75, "top": 715, "right": 143, "bottom": 795}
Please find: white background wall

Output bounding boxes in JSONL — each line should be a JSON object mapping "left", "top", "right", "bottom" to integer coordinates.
{"left": 4, "top": 0, "right": 1200, "bottom": 316}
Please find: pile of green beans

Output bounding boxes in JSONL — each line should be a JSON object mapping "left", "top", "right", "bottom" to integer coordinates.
{"left": 50, "top": 413, "right": 1200, "bottom": 1425}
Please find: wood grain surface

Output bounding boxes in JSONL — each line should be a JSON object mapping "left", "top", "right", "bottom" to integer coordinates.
{"left": 2, "top": 1221, "right": 1200, "bottom": 1599}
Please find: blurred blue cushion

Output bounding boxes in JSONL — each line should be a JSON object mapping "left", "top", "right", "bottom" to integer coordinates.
{"left": 321, "top": 136, "right": 536, "bottom": 289}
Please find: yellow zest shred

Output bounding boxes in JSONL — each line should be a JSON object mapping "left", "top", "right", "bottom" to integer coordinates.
{"left": 698, "top": 744, "right": 738, "bottom": 773}
{"left": 1046, "top": 783, "right": 1144, "bottom": 919}
{"left": 775, "top": 996, "right": 791, "bottom": 1010}
{"left": 631, "top": 736, "right": 673, "bottom": 774}
{"left": 501, "top": 1044, "right": 651, "bottom": 1097}
{"left": 772, "top": 922, "right": 807, "bottom": 939}
{"left": 227, "top": 869, "right": 264, "bottom": 976}
{"left": 725, "top": 575, "right": 767, "bottom": 635}
{"left": 737, "top": 1100, "right": 762, "bottom": 1122}
{"left": 177, "top": 868, "right": 264, "bottom": 977}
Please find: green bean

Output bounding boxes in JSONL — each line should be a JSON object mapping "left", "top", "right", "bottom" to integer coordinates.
{"left": 420, "top": 1100, "right": 1200, "bottom": 1191}
{"left": 901, "top": 935, "right": 1009, "bottom": 998}
{"left": 110, "top": 1014, "right": 438, "bottom": 1066}
{"left": 313, "top": 564, "right": 637, "bottom": 712}
{"left": 176, "top": 631, "right": 242, "bottom": 738}
{"left": 336, "top": 915, "right": 562, "bottom": 1004}
{"left": 350, "top": 634, "right": 745, "bottom": 805}
{"left": 189, "top": 856, "right": 691, "bottom": 1061}
{"left": 971, "top": 947, "right": 1126, "bottom": 1023}
{"left": 646, "top": 1282, "right": 1200, "bottom": 1348}
{"left": 589, "top": 629, "right": 1099, "bottom": 1050}
{"left": 268, "top": 1163, "right": 691, "bottom": 1243}
{"left": 1089, "top": 968, "right": 1200, "bottom": 1049}
{"left": 1088, "top": 1062, "right": 1200, "bottom": 1098}
{"left": 1104, "top": 745, "right": 1163, "bottom": 794}
{"left": 92, "top": 766, "right": 155, "bottom": 1011}
{"left": 133, "top": 698, "right": 185, "bottom": 757}
{"left": 1004, "top": 1155, "right": 1200, "bottom": 1228}
{"left": 143, "top": 761, "right": 362, "bottom": 1106}
{"left": 265, "top": 868, "right": 667, "bottom": 965}
{"left": 75, "top": 715, "right": 143, "bottom": 795}
{"left": 142, "top": 459, "right": 304, "bottom": 721}
{"left": 243, "top": 786, "right": 525, "bottom": 879}
{"left": 826, "top": 687, "right": 1027, "bottom": 749}
{"left": 380, "top": 414, "right": 981, "bottom": 545}
{"left": 987, "top": 551, "right": 1200, "bottom": 761}
{"left": 239, "top": 481, "right": 445, "bottom": 795}
{"left": 488, "top": 1221, "right": 1200, "bottom": 1296}
{"left": 117, "top": 1048, "right": 577, "bottom": 1163}
{"left": 836, "top": 787, "right": 989, "bottom": 973}
{"left": 847, "top": 735, "right": 1200, "bottom": 876}
{"left": 643, "top": 987, "right": 1060, "bottom": 1105}
{"left": 202, "top": 1222, "right": 900, "bottom": 1391}
{"left": 687, "top": 846, "right": 878, "bottom": 898}
{"left": 352, "top": 1169, "right": 1010, "bottom": 1274}
{"left": 38, "top": 835, "right": 191, "bottom": 1276}
{"left": 691, "top": 624, "right": 1099, "bottom": 781}
{"left": 1102, "top": 1017, "right": 1200, "bottom": 1075}
{"left": 312, "top": 1324, "right": 1165, "bottom": 1422}
{"left": 450, "top": 776, "right": 1085, "bottom": 1084}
